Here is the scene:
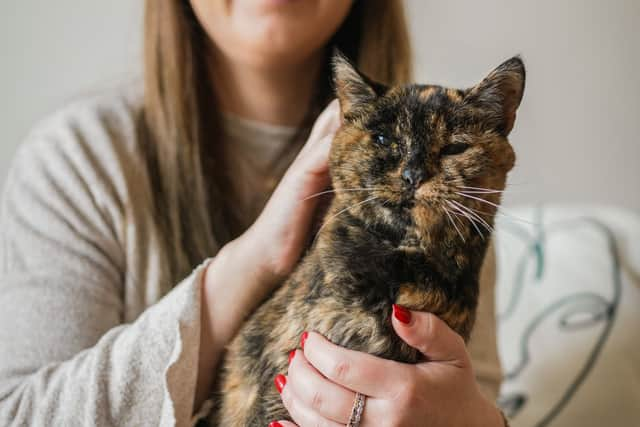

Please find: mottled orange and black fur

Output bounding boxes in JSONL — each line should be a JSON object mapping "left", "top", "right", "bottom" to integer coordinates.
{"left": 209, "top": 53, "right": 525, "bottom": 426}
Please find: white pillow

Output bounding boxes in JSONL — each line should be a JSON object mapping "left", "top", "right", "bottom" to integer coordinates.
{"left": 494, "top": 205, "right": 640, "bottom": 426}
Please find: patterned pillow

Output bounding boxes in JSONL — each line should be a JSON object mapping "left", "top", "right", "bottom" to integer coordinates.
{"left": 494, "top": 205, "right": 640, "bottom": 427}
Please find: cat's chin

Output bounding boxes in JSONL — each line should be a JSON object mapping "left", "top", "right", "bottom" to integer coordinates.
{"left": 407, "top": 201, "right": 434, "bottom": 224}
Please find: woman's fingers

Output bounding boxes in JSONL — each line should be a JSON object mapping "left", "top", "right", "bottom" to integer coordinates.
{"left": 294, "top": 134, "right": 334, "bottom": 179}
{"left": 306, "top": 99, "right": 341, "bottom": 145}
{"left": 281, "top": 100, "right": 339, "bottom": 192}
{"left": 391, "top": 307, "right": 470, "bottom": 368}
{"left": 287, "top": 349, "right": 356, "bottom": 424}
{"left": 290, "top": 100, "right": 340, "bottom": 178}
{"left": 268, "top": 421, "right": 297, "bottom": 427}
{"left": 247, "top": 101, "right": 341, "bottom": 278}
{"left": 302, "top": 332, "right": 410, "bottom": 399}
{"left": 278, "top": 374, "right": 344, "bottom": 427}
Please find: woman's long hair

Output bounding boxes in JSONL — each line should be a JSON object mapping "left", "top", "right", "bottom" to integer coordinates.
{"left": 142, "top": 0, "right": 412, "bottom": 281}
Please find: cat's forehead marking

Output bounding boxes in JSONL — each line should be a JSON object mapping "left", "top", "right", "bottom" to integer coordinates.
{"left": 367, "top": 85, "right": 464, "bottom": 140}
{"left": 414, "top": 86, "right": 468, "bottom": 137}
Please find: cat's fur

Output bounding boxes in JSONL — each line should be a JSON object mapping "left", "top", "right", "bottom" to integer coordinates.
{"left": 210, "top": 53, "right": 525, "bottom": 426}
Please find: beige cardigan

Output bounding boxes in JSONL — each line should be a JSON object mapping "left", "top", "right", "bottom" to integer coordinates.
{"left": 0, "top": 91, "right": 502, "bottom": 426}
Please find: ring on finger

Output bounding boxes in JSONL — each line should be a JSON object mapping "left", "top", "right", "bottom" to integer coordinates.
{"left": 346, "top": 392, "right": 366, "bottom": 427}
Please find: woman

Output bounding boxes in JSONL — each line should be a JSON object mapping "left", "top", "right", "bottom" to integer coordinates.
{"left": 0, "top": 0, "right": 505, "bottom": 426}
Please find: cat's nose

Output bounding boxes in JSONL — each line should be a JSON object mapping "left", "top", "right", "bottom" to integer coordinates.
{"left": 402, "top": 168, "right": 426, "bottom": 188}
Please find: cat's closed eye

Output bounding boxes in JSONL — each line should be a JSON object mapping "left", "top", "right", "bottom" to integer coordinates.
{"left": 441, "top": 142, "right": 470, "bottom": 156}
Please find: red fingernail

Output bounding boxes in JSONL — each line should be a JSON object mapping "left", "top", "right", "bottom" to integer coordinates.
{"left": 300, "top": 331, "right": 309, "bottom": 349}
{"left": 269, "top": 422, "right": 283, "bottom": 427}
{"left": 274, "top": 374, "right": 286, "bottom": 393}
{"left": 288, "top": 350, "right": 296, "bottom": 365}
{"left": 393, "top": 304, "right": 412, "bottom": 324}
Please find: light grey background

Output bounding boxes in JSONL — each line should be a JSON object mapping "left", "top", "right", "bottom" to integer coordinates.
{"left": 1, "top": 0, "right": 639, "bottom": 211}
{"left": 0, "top": 1, "right": 142, "bottom": 185}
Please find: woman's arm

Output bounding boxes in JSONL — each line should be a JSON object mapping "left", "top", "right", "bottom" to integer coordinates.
{"left": 195, "top": 100, "right": 341, "bottom": 408}
{"left": 0, "top": 119, "right": 211, "bottom": 425}
{"left": 0, "top": 99, "right": 340, "bottom": 425}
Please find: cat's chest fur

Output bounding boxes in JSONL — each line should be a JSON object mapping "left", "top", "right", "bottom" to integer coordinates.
{"left": 252, "top": 207, "right": 486, "bottom": 364}
{"left": 211, "top": 202, "right": 486, "bottom": 427}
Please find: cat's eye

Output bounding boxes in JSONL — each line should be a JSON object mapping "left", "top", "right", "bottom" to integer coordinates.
{"left": 441, "top": 142, "right": 470, "bottom": 156}
{"left": 374, "top": 134, "right": 389, "bottom": 146}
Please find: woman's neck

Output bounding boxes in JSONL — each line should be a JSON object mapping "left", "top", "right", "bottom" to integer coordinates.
{"left": 209, "top": 49, "right": 325, "bottom": 127}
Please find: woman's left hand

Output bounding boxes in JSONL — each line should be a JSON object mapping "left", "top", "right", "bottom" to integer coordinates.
{"left": 270, "top": 306, "right": 505, "bottom": 427}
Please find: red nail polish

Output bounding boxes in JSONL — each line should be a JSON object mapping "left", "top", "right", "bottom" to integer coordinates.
{"left": 288, "top": 350, "right": 295, "bottom": 365}
{"left": 393, "top": 304, "right": 412, "bottom": 324}
{"left": 269, "top": 422, "right": 283, "bottom": 427}
{"left": 274, "top": 374, "right": 286, "bottom": 393}
{"left": 300, "top": 331, "right": 309, "bottom": 349}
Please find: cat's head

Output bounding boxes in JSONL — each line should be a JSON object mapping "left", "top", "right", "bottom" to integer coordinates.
{"left": 329, "top": 52, "right": 525, "bottom": 242}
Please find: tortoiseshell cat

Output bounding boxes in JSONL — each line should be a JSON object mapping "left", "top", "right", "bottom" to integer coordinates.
{"left": 210, "top": 53, "right": 525, "bottom": 426}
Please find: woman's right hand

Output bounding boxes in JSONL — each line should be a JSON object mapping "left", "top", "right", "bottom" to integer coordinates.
{"left": 244, "top": 98, "right": 342, "bottom": 281}
{"left": 195, "top": 100, "right": 341, "bottom": 408}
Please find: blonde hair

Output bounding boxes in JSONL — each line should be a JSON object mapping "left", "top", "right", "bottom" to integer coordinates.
{"left": 142, "top": 0, "right": 413, "bottom": 281}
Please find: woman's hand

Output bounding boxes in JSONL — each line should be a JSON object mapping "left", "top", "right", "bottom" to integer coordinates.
{"left": 245, "top": 98, "right": 341, "bottom": 279}
{"left": 204, "top": 98, "right": 341, "bottom": 339}
{"left": 195, "top": 100, "right": 341, "bottom": 409}
{"left": 271, "top": 307, "right": 505, "bottom": 427}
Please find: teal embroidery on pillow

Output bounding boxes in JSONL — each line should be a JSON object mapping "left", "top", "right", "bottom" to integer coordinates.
{"left": 497, "top": 206, "right": 622, "bottom": 426}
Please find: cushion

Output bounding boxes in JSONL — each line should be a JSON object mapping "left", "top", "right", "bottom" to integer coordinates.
{"left": 494, "top": 205, "right": 640, "bottom": 426}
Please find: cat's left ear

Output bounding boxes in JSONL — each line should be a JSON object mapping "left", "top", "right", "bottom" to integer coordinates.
{"left": 332, "top": 50, "right": 385, "bottom": 117}
{"left": 464, "top": 56, "right": 526, "bottom": 136}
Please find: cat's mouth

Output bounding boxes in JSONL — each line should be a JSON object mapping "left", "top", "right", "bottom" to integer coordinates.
{"left": 398, "top": 197, "right": 416, "bottom": 209}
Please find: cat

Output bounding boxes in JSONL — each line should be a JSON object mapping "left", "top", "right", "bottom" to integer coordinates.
{"left": 209, "top": 52, "right": 525, "bottom": 426}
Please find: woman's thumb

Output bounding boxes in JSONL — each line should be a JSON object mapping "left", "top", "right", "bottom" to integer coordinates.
{"left": 391, "top": 305, "right": 469, "bottom": 366}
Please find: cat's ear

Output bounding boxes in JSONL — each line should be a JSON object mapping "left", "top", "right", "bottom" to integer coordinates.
{"left": 464, "top": 56, "right": 526, "bottom": 136}
{"left": 332, "top": 50, "right": 383, "bottom": 115}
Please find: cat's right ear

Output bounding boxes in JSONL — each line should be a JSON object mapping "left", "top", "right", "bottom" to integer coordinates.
{"left": 464, "top": 56, "right": 526, "bottom": 136}
{"left": 332, "top": 50, "right": 381, "bottom": 116}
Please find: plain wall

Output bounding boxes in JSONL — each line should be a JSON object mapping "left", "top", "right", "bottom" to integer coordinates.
{"left": 1, "top": 0, "right": 639, "bottom": 211}
{"left": 0, "top": 0, "right": 142, "bottom": 185}
{"left": 407, "top": 0, "right": 640, "bottom": 210}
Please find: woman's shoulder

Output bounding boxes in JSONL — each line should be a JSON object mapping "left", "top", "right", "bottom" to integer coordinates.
{"left": 9, "top": 86, "right": 147, "bottom": 200}
{"left": 21, "top": 86, "right": 143, "bottom": 162}
{"left": 4, "top": 86, "right": 151, "bottom": 241}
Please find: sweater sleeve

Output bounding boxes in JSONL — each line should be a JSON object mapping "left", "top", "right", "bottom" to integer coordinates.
{"left": 0, "top": 111, "right": 209, "bottom": 426}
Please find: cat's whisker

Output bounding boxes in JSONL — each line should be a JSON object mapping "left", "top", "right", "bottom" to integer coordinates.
{"left": 312, "top": 195, "right": 380, "bottom": 246}
{"left": 446, "top": 201, "right": 485, "bottom": 240}
{"left": 455, "top": 193, "right": 535, "bottom": 226}
{"left": 446, "top": 181, "right": 525, "bottom": 194}
{"left": 493, "top": 210, "right": 537, "bottom": 226}
{"left": 448, "top": 200, "right": 495, "bottom": 233}
{"left": 457, "top": 190, "right": 504, "bottom": 195}
{"left": 452, "top": 202, "right": 497, "bottom": 219}
{"left": 302, "top": 188, "right": 382, "bottom": 202}
{"left": 442, "top": 206, "right": 466, "bottom": 243}
{"left": 455, "top": 191, "right": 502, "bottom": 211}
{"left": 456, "top": 185, "right": 507, "bottom": 194}
{"left": 450, "top": 207, "right": 485, "bottom": 241}
{"left": 448, "top": 209, "right": 474, "bottom": 237}
{"left": 451, "top": 201, "right": 490, "bottom": 239}
{"left": 441, "top": 206, "right": 456, "bottom": 239}
{"left": 460, "top": 201, "right": 533, "bottom": 227}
